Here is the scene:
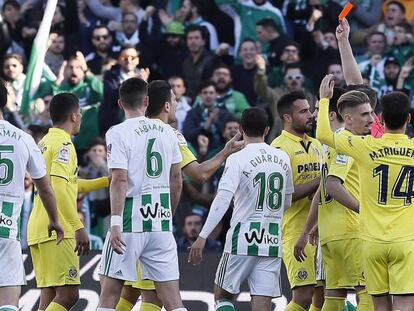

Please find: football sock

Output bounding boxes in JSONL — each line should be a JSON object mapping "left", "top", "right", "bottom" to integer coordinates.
{"left": 140, "top": 302, "right": 161, "bottom": 311}
{"left": 285, "top": 301, "right": 306, "bottom": 311}
{"left": 357, "top": 290, "right": 374, "bottom": 311}
{"left": 215, "top": 300, "right": 235, "bottom": 311}
{"left": 0, "top": 306, "right": 18, "bottom": 311}
{"left": 321, "top": 297, "right": 345, "bottom": 311}
{"left": 116, "top": 297, "right": 134, "bottom": 311}
{"left": 45, "top": 302, "right": 67, "bottom": 311}
{"left": 310, "top": 304, "right": 322, "bottom": 311}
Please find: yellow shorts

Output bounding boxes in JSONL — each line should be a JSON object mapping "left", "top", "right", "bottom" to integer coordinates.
{"left": 124, "top": 261, "right": 156, "bottom": 291}
{"left": 283, "top": 238, "right": 316, "bottom": 289}
{"left": 30, "top": 238, "right": 80, "bottom": 288}
{"left": 322, "top": 239, "right": 364, "bottom": 290}
{"left": 362, "top": 240, "right": 414, "bottom": 295}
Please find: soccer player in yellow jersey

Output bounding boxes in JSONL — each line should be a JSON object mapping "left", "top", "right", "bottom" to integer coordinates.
{"left": 270, "top": 91, "right": 322, "bottom": 311}
{"left": 27, "top": 93, "right": 109, "bottom": 311}
{"left": 115, "top": 80, "right": 244, "bottom": 311}
{"left": 318, "top": 76, "right": 414, "bottom": 310}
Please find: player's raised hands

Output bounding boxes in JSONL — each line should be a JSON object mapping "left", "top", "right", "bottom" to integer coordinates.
{"left": 336, "top": 18, "right": 350, "bottom": 41}
{"left": 319, "top": 74, "right": 335, "bottom": 99}
{"left": 109, "top": 225, "right": 126, "bottom": 255}
{"left": 293, "top": 233, "right": 308, "bottom": 262}
{"left": 224, "top": 131, "right": 244, "bottom": 156}
{"left": 48, "top": 221, "right": 64, "bottom": 245}
{"left": 188, "top": 236, "right": 206, "bottom": 265}
{"left": 75, "top": 227, "right": 90, "bottom": 256}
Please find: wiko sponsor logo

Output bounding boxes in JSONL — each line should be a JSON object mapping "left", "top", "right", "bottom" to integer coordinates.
{"left": 0, "top": 213, "right": 12, "bottom": 227}
{"left": 244, "top": 228, "right": 279, "bottom": 245}
{"left": 139, "top": 202, "right": 171, "bottom": 219}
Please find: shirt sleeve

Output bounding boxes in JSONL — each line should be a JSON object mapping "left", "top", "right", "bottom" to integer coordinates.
{"left": 328, "top": 149, "right": 352, "bottom": 182}
{"left": 171, "top": 129, "right": 183, "bottom": 165}
{"left": 285, "top": 159, "right": 294, "bottom": 195}
{"left": 174, "top": 129, "right": 196, "bottom": 168}
{"left": 217, "top": 155, "right": 240, "bottom": 194}
{"left": 50, "top": 144, "right": 72, "bottom": 181}
{"left": 25, "top": 135, "right": 46, "bottom": 179}
{"left": 106, "top": 128, "right": 128, "bottom": 170}
{"left": 331, "top": 131, "right": 366, "bottom": 163}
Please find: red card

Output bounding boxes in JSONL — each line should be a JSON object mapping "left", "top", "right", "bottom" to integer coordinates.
{"left": 339, "top": 2, "right": 354, "bottom": 20}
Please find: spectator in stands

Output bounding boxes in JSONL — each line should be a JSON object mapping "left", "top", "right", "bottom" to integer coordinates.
{"left": 328, "top": 63, "right": 346, "bottom": 88}
{"left": 169, "top": 76, "right": 192, "bottom": 132}
{"left": 1, "top": 0, "right": 25, "bottom": 56}
{"left": 351, "top": 0, "right": 407, "bottom": 46}
{"left": 177, "top": 213, "right": 221, "bottom": 251}
{"left": 1, "top": 79, "right": 25, "bottom": 129}
{"left": 179, "top": 0, "right": 219, "bottom": 51}
{"left": 255, "top": 56, "right": 315, "bottom": 140}
{"left": 2, "top": 53, "right": 24, "bottom": 109}
{"left": 378, "top": 56, "right": 401, "bottom": 96}
{"left": 216, "top": 0, "right": 286, "bottom": 52}
{"left": 356, "top": 31, "right": 387, "bottom": 63}
{"left": 182, "top": 25, "right": 213, "bottom": 99}
{"left": 116, "top": 12, "right": 140, "bottom": 46}
{"left": 256, "top": 17, "right": 289, "bottom": 68}
{"left": 99, "top": 45, "right": 149, "bottom": 135}
{"left": 45, "top": 31, "right": 65, "bottom": 77}
{"left": 85, "top": 25, "right": 120, "bottom": 76}
{"left": 231, "top": 39, "right": 258, "bottom": 106}
{"left": 183, "top": 81, "right": 232, "bottom": 153}
{"left": 209, "top": 64, "right": 250, "bottom": 118}
{"left": 386, "top": 22, "right": 414, "bottom": 65}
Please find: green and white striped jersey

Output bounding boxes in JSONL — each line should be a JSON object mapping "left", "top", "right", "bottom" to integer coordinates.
{"left": 220, "top": 143, "right": 294, "bottom": 257}
{"left": 0, "top": 120, "right": 46, "bottom": 240}
{"left": 106, "top": 117, "right": 182, "bottom": 233}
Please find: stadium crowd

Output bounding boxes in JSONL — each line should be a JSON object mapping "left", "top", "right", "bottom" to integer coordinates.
{"left": 0, "top": 0, "right": 413, "bottom": 253}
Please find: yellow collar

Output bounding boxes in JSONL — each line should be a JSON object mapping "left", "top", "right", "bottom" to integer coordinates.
{"left": 281, "top": 130, "right": 310, "bottom": 142}
{"left": 49, "top": 127, "right": 71, "bottom": 139}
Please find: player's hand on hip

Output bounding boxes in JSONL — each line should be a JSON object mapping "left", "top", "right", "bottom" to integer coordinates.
{"left": 224, "top": 132, "right": 244, "bottom": 155}
{"left": 48, "top": 221, "right": 64, "bottom": 245}
{"left": 188, "top": 237, "right": 206, "bottom": 265}
{"left": 294, "top": 233, "right": 308, "bottom": 262}
{"left": 109, "top": 226, "right": 126, "bottom": 255}
{"left": 75, "top": 228, "right": 90, "bottom": 256}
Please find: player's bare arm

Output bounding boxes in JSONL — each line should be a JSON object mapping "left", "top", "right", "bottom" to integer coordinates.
{"left": 326, "top": 176, "right": 359, "bottom": 213}
{"left": 316, "top": 75, "right": 336, "bottom": 147}
{"left": 109, "top": 168, "right": 127, "bottom": 254}
{"left": 292, "top": 178, "right": 320, "bottom": 202}
{"left": 170, "top": 163, "right": 183, "bottom": 215}
{"left": 32, "top": 176, "right": 64, "bottom": 244}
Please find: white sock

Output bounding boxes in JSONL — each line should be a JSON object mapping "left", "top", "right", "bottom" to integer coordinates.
{"left": 96, "top": 308, "right": 116, "bottom": 311}
{"left": 0, "top": 306, "right": 18, "bottom": 311}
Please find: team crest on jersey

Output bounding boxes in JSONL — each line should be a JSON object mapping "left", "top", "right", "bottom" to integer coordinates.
{"left": 335, "top": 154, "right": 348, "bottom": 165}
{"left": 57, "top": 146, "right": 70, "bottom": 163}
{"left": 107, "top": 143, "right": 112, "bottom": 155}
{"left": 297, "top": 269, "right": 308, "bottom": 280}
{"left": 348, "top": 136, "right": 353, "bottom": 147}
{"left": 174, "top": 129, "right": 188, "bottom": 146}
{"left": 68, "top": 266, "right": 78, "bottom": 278}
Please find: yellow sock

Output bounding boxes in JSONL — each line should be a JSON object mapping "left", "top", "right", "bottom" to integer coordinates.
{"left": 116, "top": 297, "right": 134, "bottom": 311}
{"left": 310, "top": 304, "right": 322, "bottom": 311}
{"left": 45, "top": 302, "right": 67, "bottom": 311}
{"left": 321, "top": 297, "right": 345, "bottom": 311}
{"left": 140, "top": 302, "right": 161, "bottom": 311}
{"left": 285, "top": 301, "right": 306, "bottom": 311}
{"left": 357, "top": 290, "right": 374, "bottom": 311}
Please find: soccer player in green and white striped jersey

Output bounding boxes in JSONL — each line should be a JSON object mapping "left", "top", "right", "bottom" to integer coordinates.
{"left": 0, "top": 82, "right": 63, "bottom": 311}
{"left": 189, "top": 107, "right": 294, "bottom": 311}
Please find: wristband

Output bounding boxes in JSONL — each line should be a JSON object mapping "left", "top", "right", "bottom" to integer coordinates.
{"left": 111, "top": 215, "right": 122, "bottom": 227}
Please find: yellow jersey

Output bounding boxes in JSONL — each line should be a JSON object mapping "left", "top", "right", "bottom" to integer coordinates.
{"left": 172, "top": 127, "right": 197, "bottom": 169}
{"left": 271, "top": 130, "right": 322, "bottom": 241}
{"left": 318, "top": 135, "right": 359, "bottom": 245}
{"left": 317, "top": 98, "right": 414, "bottom": 243}
{"left": 27, "top": 128, "right": 83, "bottom": 245}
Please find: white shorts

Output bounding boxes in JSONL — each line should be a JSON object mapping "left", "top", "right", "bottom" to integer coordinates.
{"left": 316, "top": 241, "right": 326, "bottom": 281}
{"left": 0, "top": 238, "right": 26, "bottom": 287}
{"left": 99, "top": 231, "right": 179, "bottom": 283}
{"left": 214, "top": 252, "right": 282, "bottom": 297}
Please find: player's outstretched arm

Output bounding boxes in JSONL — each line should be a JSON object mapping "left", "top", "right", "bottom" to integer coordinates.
{"left": 294, "top": 187, "right": 321, "bottom": 262}
{"left": 32, "top": 176, "right": 64, "bottom": 244}
{"left": 326, "top": 176, "right": 359, "bottom": 213}
{"left": 78, "top": 177, "right": 109, "bottom": 193}
{"left": 316, "top": 75, "right": 335, "bottom": 147}
{"left": 292, "top": 178, "right": 320, "bottom": 202}
{"left": 170, "top": 163, "right": 183, "bottom": 215}
{"left": 336, "top": 18, "right": 363, "bottom": 85}
{"left": 188, "top": 189, "right": 233, "bottom": 265}
{"left": 108, "top": 169, "right": 128, "bottom": 254}
{"left": 184, "top": 132, "right": 244, "bottom": 183}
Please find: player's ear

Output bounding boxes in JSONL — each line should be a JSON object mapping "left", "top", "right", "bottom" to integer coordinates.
{"left": 407, "top": 113, "right": 411, "bottom": 125}
{"left": 143, "top": 96, "right": 149, "bottom": 109}
{"left": 264, "top": 126, "right": 270, "bottom": 137}
{"left": 117, "top": 99, "right": 124, "bottom": 110}
{"left": 165, "top": 101, "right": 171, "bottom": 113}
{"left": 328, "top": 111, "right": 336, "bottom": 121}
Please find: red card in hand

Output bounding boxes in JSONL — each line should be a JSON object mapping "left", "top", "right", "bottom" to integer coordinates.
{"left": 339, "top": 2, "right": 354, "bottom": 20}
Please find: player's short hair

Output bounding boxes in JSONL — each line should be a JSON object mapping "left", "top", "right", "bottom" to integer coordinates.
{"left": 0, "top": 80, "right": 7, "bottom": 111}
{"left": 241, "top": 107, "right": 268, "bottom": 137}
{"left": 119, "top": 77, "right": 148, "bottom": 110}
{"left": 337, "top": 90, "right": 370, "bottom": 115}
{"left": 49, "top": 93, "right": 80, "bottom": 124}
{"left": 256, "top": 18, "right": 278, "bottom": 31}
{"left": 277, "top": 90, "right": 307, "bottom": 119}
{"left": 147, "top": 80, "right": 172, "bottom": 118}
{"left": 380, "top": 91, "right": 410, "bottom": 130}
{"left": 345, "top": 84, "right": 377, "bottom": 109}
